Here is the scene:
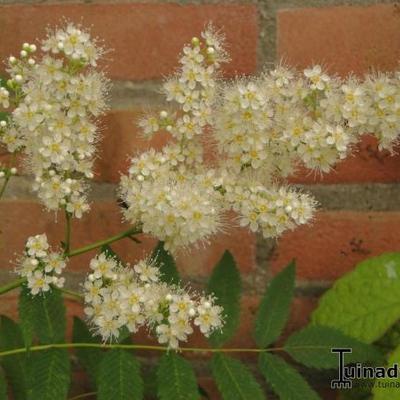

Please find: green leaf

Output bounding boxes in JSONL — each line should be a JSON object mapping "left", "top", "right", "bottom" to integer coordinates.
{"left": 28, "top": 349, "right": 70, "bottom": 400}
{"left": 20, "top": 286, "right": 66, "bottom": 345}
{"left": 207, "top": 251, "right": 241, "bottom": 347}
{"left": 0, "top": 112, "right": 9, "bottom": 122}
{"left": 0, "top": 369, "right": 7, "bottom": 400}
{"left": 372, "top": 344, "right": 400, "bottom": 399}
{"left": 101, "top": 244, "right": 122, "bottom": 263}
{"left": 0, "top": 316, "right": 28, "bottom": 400}
{"left": 259, "top": 353, "right": 320, "bottom": 400}
{"left": 157, "top": 352, "right": 200, "bottom": 400}
{"left": 284, "top": 325, "right": 383, "bottom": 369}
{"left": 0, "top": 76, "right": 7, "bottom": 88}
{"left": 211, "top": 354, "right": 265, "bottom": 400}
{"left": 312, "top": 252, "right": 400, "bottom": 342}
{"left": 254, "top": 261, "right": 295, "bottom": 348}
{"left": 98, "top": 349, "right": 143, "bottom": 400}
{"left": 152, "top": 241, "right": 180, "bottom": 285}
{"left": 19, "top": 285, "right": 35, "bottom": 348}
{"left": 72, "top": 317, "right": 104, "bottom": 386}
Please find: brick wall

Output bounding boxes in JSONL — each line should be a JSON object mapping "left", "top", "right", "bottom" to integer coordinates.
{"left": 1, "top": 1, "right": 400, "bottom": 398}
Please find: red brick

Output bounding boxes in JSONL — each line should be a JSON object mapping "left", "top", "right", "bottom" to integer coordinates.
{"left": 0, "top": 200, "right": 255, "bottom": 276}
{"left": 0, "top": 4, "right": 258, "bottom": 80}
{"left": 290, "top": 135, "right": 400, "bottom": 184}
{"left": 94, "top": 109, "right": 170, "bottom": 183}
{"left": 278, "top": 4, "right": 400, "bottom": 77}
{"left": 270, "top": 211, "right": 400, "bottom": 281}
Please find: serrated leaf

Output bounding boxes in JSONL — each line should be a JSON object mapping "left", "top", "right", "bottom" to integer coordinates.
{"left": 157, "top": 352, "right": 199, "bottom": 400}
{"left": 312, "top": 253, "right": 400, "bottom": 342}
{"left": 20, "top": 288, "right": 66, "bottom": 344}
{"left": 207, "top": 251, "right": 241, "bottom": 347}
{"left": 28, "top": 349, "right": 70, "bottom": 400}
{"left": 0, "top": 316, "right": 28, "bottom": 400}
{"left": 152, "top": 241, "right": 180, "bottom": 285}
{"left": 254, "top": 261, "right": 295, "bottom": 348}
{"left": 101, "top": 244, "right": 122, "bottom": 263}
{"left": 72, "top": 317, "right": 104, "bottom": 386}
{"left": 0, "top": 369, "right": 7, "bottom": 400}
{"left": 372, "top": 344, "right": 400, "bottom": 399}
{"left": 259, "top": 353, "right": 320, "bottom": 400}
{"left": 284, "top": 325, "right": 383, "bottom": 369}
{"left": 19, "top": 285, "right": 35, "bottom": 348}
{"left": 98, "top": 349, "right": 143, "bottom": 400}
{"left": 143, "top": 366, "right": 158, "bottom": 399}
{"left": 211, "top": 354, "right": 265, "bottom": 400}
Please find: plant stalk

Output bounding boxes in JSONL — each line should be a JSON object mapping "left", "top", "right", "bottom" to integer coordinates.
{"left": 67, "top": 226, "right": 141, "bottom": 257}
{"left": 0, "top": 277, "right": 26, "bottom": 295}
{"left": 0, "top": 174, "right": 11, "bottom": 199}
{"left": 0, "top": 342, "right": 288, "bottom": 358}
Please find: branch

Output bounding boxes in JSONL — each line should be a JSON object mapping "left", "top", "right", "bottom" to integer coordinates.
{"left": 0, "top": 342, "right": 289, "bottom": 358}
{"left": 67, "top": 226, "right": 142, "bottom": 257}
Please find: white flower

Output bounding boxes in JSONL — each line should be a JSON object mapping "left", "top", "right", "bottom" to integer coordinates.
{"left": 0, "top": 87, "right": 10, "bottom": 108}
{"left": 89, "top": 253, "right": 118, "bottom": 280}
{"left": 16, "top": 233, "right": 67, "bottom": 296}
{"left": 26, "top": 234, "right": 49, "bottom": 258}
{"left": 27, "top": 270, "right": 52, "bottom": 295}
{"left": 304, "top": 65, "right": 330, "bottom": 91}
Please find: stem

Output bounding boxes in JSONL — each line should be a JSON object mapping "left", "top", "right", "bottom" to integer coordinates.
{"left": 0, "top": 342, "right": 286, "bottom": 358}
{"left": 59, "top": 287, "right": 83, "bottom": 302}
{"left": 64, "top": 210, "right": 72, "bottom": 255}
{"left": 0, "top": 174, "right": 10, "bottom": 199}
{"left": 68, "top": 392, "right": 97, "bottom": 400}
{"left": 67, "top": 227, "right": 141, "bottom": 258}
{"left": 0, "top": 277, "right": 25, "bottom": 295}
{"left": 0, "top": 153, "right": 17, "bottom": 200}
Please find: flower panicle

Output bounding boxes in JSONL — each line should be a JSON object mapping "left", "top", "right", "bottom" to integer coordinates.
{"left": 83, "top": 252, "right": 224, "bottom": 349}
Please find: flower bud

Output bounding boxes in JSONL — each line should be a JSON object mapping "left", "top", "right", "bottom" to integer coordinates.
{"left": 20, "top": 50, "right": 28, "bottom": 58}
{"left": 8, "top": 56, "right": 16, "bottom": 64}
{"left": 191, "top": 37, "right": 200, "bottom": 46}
{"left": 0, "top": 120, "right": 7, "bottom": 128}
{"left": 10, "top": 167, "right": 17, "bottom": 175}
{"left": 159, "top": 110, "right": 168, "bottom": 119}
{"left": 28, "top": 58, "right": 36, "bottom": 66}
{"left": 29, "top": 44, "right": 37, "bottom": 52}
{"left": 0, "top": 171, "right": 5, "bottom": 178}
{"left": 15, "top": 74, "right": 23, "bottom": 83}
{"left": 206, "top": 47, "right": 215, "bottom": 55}
{"left": 188, "top": 308, "right": 196, "bottom": 317}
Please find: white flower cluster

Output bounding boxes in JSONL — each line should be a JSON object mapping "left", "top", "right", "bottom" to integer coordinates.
{"left": 84, "top": 252, "right": 223, "bottom": 348}
{"left": 16, "top": 233, "right": 66, "bottom": 295}
{"left": 120, "top": 26, "right": 229, "bottom": 252}
{"left": 120, "top": 29, "right": 400, "bottom": 252}
{"left": 224, "top": 175, "right": 316, "bottom": 238}
{"left": 0, "top": 24, "right": 108, "bottom": 217}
